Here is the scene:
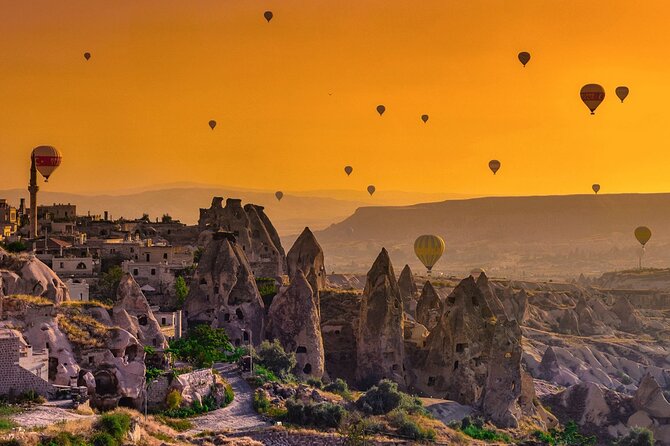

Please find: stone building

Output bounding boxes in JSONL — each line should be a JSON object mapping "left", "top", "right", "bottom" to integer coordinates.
{"left": 198, "top": 197, "right": 286, "bottom": 279}
{"left": 0, "top": 328, "right": 54, "bottom": 397}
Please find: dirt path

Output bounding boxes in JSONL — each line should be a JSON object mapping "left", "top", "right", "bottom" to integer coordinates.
{"left": 11, "top": 401, "right": 94, "bottom": 429}
{"left": 188, "top": 363, "right": 270, "bottom": 433}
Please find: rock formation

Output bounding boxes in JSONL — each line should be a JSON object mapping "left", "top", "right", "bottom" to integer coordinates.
{"left": 411, "top": 274, "right": 530, "bottom": 427}
{"left": 267, "top": 270, "right": 324, "bottom": 378}
{"left": 415, "top": 281, "right": 442, "bottom": 331}
{"left": 398, "top": 264, "right": 418, "bottom": 315}
{"left": 286, "top": 227, "right": 326, "bottom": 292}
{"left": 356, "top": 248, "right": 406, "bottom": 389}
{"left": 0, "top": 248, "right": 69, "bottom": 303}
{"left": 112, "top": 273, "right": 168, "bottom": 349}
{"left": 197, "top": 197, "right": 286, "bottom": 279}
{"left": 184, "top": 231, "right": 265, "bottom": 347}
{"left": 611, "top": 297, "right": 644, "bottom": 333}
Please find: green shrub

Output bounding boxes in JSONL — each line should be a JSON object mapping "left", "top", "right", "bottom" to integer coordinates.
{"left": 285, "top": 399, "right": 346, "bottom": 428}
{"left": 91, "top": 432, "right": 117, "bottom": 446}
{"left": 550, "top": 421, "right": 596, "bottom": 446}
{"left": 40, "top": 432, "right": 90, "bottom": 446}
{"left": 253, "top": 389, "right": 271, "bottom": 414}
{"left": 155, "top": 415, "right": 193, "bottom": 432}
{"left": 3, "top": 241, "right": 27, "bottom": 253}
{"left": 615, "top": 427, "right": 654, "bottom": 446}
{"left": 356, "top": 379, "right": 425, "bottom": 416}
{"left": 307, "top": 377, "right": 323, "bottom": 389}
{"left": 388, "top": 409, "right": 436, "bottom": 442}
{"left": 168, "top": 325, "right": 235, "bottom": 367}
{"left": 254, "top": 340, "right": 297, "bottom": 378}
{"left": 224, "top": 383, "right": 234, "bottom": 406}
{"left": 98, "top": 412, "right": 131, "bottom": 441}
{"left": 166, "top": 390, "right": 182, "bottom": 410}
{"left": 324, "top": 378, "right": 348, "bottom": 394}
{"left": 0, "top": 418, "right": 16, "bottom": 431}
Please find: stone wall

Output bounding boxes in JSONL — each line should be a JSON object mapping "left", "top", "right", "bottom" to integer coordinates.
{"left": 0, "top": 334, "right": 54, "bottom": 397}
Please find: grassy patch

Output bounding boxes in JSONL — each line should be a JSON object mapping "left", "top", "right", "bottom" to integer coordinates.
{"left": 8, "top": 294, "right": 52, "bottom": 306}
{"left": 0, "top": 418, "right": 17, "bottom": 431}
{"left": 60, "top": 300, "right": 112, "bottom": 310}
{"left": 462, "top": 424, "right": 511, "bottom": 442}
{"left": 155, "top": 416, "right": 193, "bottom": 432}
{"left": 58, "top": 313, "right": 111, "bottom": 349}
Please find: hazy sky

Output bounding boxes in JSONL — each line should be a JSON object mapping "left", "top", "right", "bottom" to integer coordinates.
{"left": 1, "top": 1, "right": 669, "bottom": 197}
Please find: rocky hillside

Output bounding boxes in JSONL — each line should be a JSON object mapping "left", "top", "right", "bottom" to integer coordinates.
{"left": 315, "top": 193, "right": 670, "bottom": 278}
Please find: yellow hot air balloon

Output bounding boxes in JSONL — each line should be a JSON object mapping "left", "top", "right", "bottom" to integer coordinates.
{"left": 580, "top": 84, "right": 606, "bottom": 114}
{"left": 414, "top": 235, "right": 445, "bottom": 274}
{"left": 32, "top": 145, "right": 62, "bottom": 182}
{"left": 635, "top": 226, "right": 651, "bottom": 246}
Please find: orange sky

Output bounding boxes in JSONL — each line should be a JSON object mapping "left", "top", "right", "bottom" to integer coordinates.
{"left": 2, "top": 0, "right": 670, "bottom": 198}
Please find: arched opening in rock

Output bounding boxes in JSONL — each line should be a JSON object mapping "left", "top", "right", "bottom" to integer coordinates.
{"left": 119, "top": 397, "right": 135, "bottom": 408}
{"left": 48, "top": 357, "right": 59, "bottom": 381}
{"left": 453, "top": 360, "right": 459, "bottom": 370}
{"left": 94, "top": 370, "right": 118, "bottom": 396}
{"left": 235, "top": 308, "right": 244, "bottom": 320}
{"left": 243, "top": 331, "right": 249, "bottom": 342}
{"left": 199, "top": 278, "right": 207, "bottom": 285}
{"left": 303, "top": 363, "right": 312, "bottom": 374}
{"left": 126, "top": 344, "right": 139, "bottom": 362}
{"left": 138, "top": 315, "right": 148, "bottom": 326}
{"left": 296, "top": 346, "right": 307, "bottom": 354}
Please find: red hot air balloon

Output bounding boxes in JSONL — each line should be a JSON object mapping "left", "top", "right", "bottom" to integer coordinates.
{"left": 264, "top": 11, "right": 273, "bottom": 22}
{"left": 580, "top": 84, "right": 606, "bottom": 115}
{"left": 32, "top": 146, "right": 62, "bottom": 182}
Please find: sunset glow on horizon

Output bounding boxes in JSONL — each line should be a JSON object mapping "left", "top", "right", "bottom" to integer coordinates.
{"left": 2, "top": 0, "right": 670, "bottom": 198}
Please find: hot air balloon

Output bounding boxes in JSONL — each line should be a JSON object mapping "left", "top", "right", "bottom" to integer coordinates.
{"left": 264, "top": 11, "right": 273, "bottom": 22}
{"left": 421, "top": 114, "right": 429, "bottom": 123}
{"left": 275, "top": 191, "right": 283, "bottom": 201}
{"left": 518, "top": 51, "right": 530, "bottom": 67}
{"left": 488, "top": 160, "right": 501, "bottom": 175}
{"left": 615, "top": 86, "right": 629, "bottom": 103}
{"left": 367, "top": 185, "right": 375, "bottom": 196}
{"left": 32, "top": 146, "right": 62, "bottom": 182}
{"left": 635, "top": 226, "right": 652, "bottom": 247}
{"left": 376, "top": 105, "right": 385, "bottom": 116}
{"left": 580, "top": 84, "right": 606, "bottom": 115}
{"left": 84, "top": 52, "right": 91, "bottom": 61}
{"left": 414, "top": 234, "right": 445, "bottom": 274}
{"left": 208, "top": 120, "right": 216, "bottom": 130}
{"left": 592, "top": 184, "right": 600, "bottom": 194}
{"left": 344, "top": 166, "right": 353, "bottom": 176}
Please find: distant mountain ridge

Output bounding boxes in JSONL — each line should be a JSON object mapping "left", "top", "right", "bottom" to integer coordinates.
{"left": 315, "top": 193, "right": 670, "bottom": 279}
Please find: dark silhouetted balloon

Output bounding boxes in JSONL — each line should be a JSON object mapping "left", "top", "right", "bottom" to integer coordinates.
{"left": 635, "top": 226, "right": 651, "bottom": 246}
{"left": 518, "top": 51, "right": 530, "bottom": 67}
{"left": 208, "top": 120, "right": 216, "bottom": 130}
{"left": 488, "top": 159, "right": 501, "bottom": 175}
{"left": 275, "top": 191, "right": 283, "bottom": 201}
{"left": 615, "top": 86, "right": 629, "bottom": 103}
{"left": 344, "top": 166, "right": 353, "bottom": 176}
{"left": 592, "top": 184, "right": 600, "bottom": 194}
{"left": 264, "top": 11, "right": 273, "bottom": 22}
{"left": 367, "top": 185, "right": 376, "bottom": 196}
{"left": 84, "top": 52, "right": 91, "bottom": 61}
{"left": 376, "top": 105, "right": 385, "bottom": 116}
{"left": 32, "top": 146, "right": 62, "bottom": 182}
{"left": 580, "top": 84, "right": 606, "bottom": 115}
{"left": 421, "top": 114, "right": 429, "bottom": 123}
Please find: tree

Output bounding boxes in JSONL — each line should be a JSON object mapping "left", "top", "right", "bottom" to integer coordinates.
{"left": 3, "top": 241, "right": 27, "bottom": 253}
{"left": 96, "top": 266, "right": 123, "bottom": 303}
{"left": 168, "top": 325, "right": 235, "bottom": 367}
{"left": 174, "top": 276, "right": 189, "bottom": 307}
{"left": 161, "top": 214, "right": 173, "bottom": 223}
{"left": 254, "top": 339, "right": 296, "bottom": 378}
{"left": 615, "top": 428, "right": 654, "bottom": 446}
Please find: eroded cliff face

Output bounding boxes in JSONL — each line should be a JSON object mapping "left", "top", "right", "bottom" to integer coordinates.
{"left": 184, "top": 231, "right": 265, "bottom": 346}
{"left": 198, "top": 197, "right": 286, "bottom": 279}
{"left": 398, "top": 264, "right": 418, "bottom": 316}
{"left": 286, "top": 227, "right": 326, "bottom": 293}
{"left": 415, "top": 281, "right": 442, "bottom": 331}
{"left": 267, "top": 271, "right": 325, "bottom": 378}
{"left": 356, "top": 248, "right": 406, "bottom": 389}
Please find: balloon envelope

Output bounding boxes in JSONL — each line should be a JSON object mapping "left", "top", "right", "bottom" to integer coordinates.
{"left": 414, "top": 235, "right": 446, "bottom": 272}
{"left": 615, "top": 86, "right": 629, "bottom": 103}
{"left": 84, "top": 52, "right": 91, "bottom": 60}
{"left": 344, "top": 166, "right": 353, "bottom": 176}
{"left": 488, "top": 159, "right": 501, "bottom": 175}
{"left": 208, "top": 120, "right": 216, "bottom": 130}
{"left": 592, "top": 184, "right": 600, "bottom": 194}
{"left": 421, "top": 114, "right": 429, "bottom": 123}
{"left": 580, "top": 84, "right": 606, "bottom": 114}
{"left": 275, "top": 191, "right": 283, "bottom": 201}
{"left": 367, "top": 185, "right": 375, "bottom": 196}
{"left": 32, "top": 145, "right": 62, "bottom": 181}
{"left": 635, "top": 226, "right": 652, "bottom": 246}
{"left": 264, "top": 11, "right": 273, "bottom": 22}
{"left": 518, "top": 51, "right": 530, "bottom": 67}
{"left": 376, "top": 105, "right": 385, "bottom": 116}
